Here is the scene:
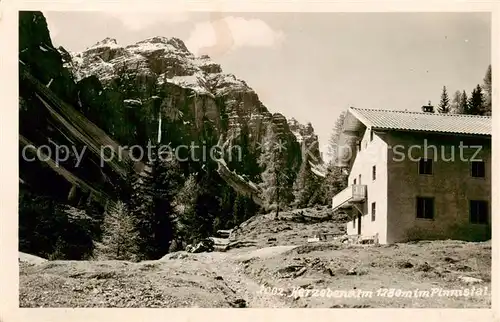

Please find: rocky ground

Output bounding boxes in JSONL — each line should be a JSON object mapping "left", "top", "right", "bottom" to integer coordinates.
{"left": 19, "top": 209, "right": 491, "bottom": 308}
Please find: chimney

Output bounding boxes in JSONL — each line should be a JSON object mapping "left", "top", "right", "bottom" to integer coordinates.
{"left": 421, "top": 100, "right": 434, "bottom": 113}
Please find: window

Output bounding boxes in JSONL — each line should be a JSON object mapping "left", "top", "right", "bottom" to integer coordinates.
{"left": 370, "top": 130, "right": 374, "bottom": 141}
{"left": 470, "top": 200, "right": 488, "bottom": 224}
{"left": 371, "top": 202, "right": 376, "bottom": 221}
{"left": 372, "top": 166, "right": 376, "bottom": 181}
{"left": 471, "top": 161, "right": 485, "bottom": 178}
{"left": 418, "top": 158, "right": 433, "bottom": 175}
{"left": 416, "top": 197, "right": 434, "bottom": 219}
{"left": 353, "top": 178, "right": 357, "bottom": 185}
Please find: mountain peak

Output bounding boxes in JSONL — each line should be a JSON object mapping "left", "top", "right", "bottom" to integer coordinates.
{"left": 135, "top": 36, "right": 189, "bottom": 53}
{"left": 87, "top": 37, "right": 120, "bottom": 50}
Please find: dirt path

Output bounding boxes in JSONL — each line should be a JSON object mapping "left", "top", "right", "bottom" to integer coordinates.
{"left": 19, "top": 246, "right": 298, "bottom": 308}
{"left": 194, "top": 245, "right": 298, "bottom": 307}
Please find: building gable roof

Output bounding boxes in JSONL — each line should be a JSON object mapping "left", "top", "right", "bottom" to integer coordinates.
{"left": 349, "top": 107, "right": 491, "bottom": 135}
{"left": 335, "top": 107, "right": 491, "bottom": 168}
{"left": 347, "top": 107, "right": 491, "bottom": 136}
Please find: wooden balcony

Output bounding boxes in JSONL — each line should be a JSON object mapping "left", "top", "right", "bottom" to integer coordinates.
{"left": 331, "top": 184, "right": 367, "bottom": 211}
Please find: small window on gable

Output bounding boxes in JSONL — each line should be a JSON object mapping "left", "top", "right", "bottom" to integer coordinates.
{"left": 353, "top": 178, "right": 357, "bottom": 185}
{"left": 372, "top": 166, "right": 376, "bottom": 181}
{"left": 418, "top": 158, "right": 433, "bottom": 175}
{"left": 371, "top": 202, "right": 376, "bottom": 221}
{"left": 471, "top": 161, "right": 485, "bottom": 178}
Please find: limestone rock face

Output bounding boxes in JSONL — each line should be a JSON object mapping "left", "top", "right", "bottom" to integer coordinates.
{"left": 66, "top": 36, "right": 324, "bottom": 175}
{"left": 288, "top": 118, "right": 323, "bottom": 165}
{"left": 19, "top": 11, "right": 325, "bottom": 211}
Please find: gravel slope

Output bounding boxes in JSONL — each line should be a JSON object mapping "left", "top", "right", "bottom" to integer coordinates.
{"left": 20, "top": 210, "right": 491, "bottom": 308}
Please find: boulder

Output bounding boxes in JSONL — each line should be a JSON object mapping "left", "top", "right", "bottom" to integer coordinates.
{"left": 19, "top": 252, "right": 47, "bottom": 265}
{"left": 458, "top": 276, "right": 483, "bottom": 284}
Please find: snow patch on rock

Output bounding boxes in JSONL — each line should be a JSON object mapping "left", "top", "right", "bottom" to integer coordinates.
{"left": 309, "top": 161, "right": 326, "bottom": 178}
{"left": 123, "top": 99, "right": 143, "bottom": 107}
{"left": 86, "top": 37, "right": 121, "bottom": 50}
{"left": 67, "top": 37, "right": 252, "bottom": 97}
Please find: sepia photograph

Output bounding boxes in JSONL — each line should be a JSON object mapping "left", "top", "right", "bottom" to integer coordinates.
{"left": 16, "top": 9, "right": 492, "bottom": 309}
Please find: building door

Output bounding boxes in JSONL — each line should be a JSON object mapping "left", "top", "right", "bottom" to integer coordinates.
{"left": 357, "top": 212, "right": 362, "bottom": 235}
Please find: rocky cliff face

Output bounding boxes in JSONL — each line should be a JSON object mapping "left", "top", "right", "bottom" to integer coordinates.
{"left": 19, "top": 11, "right": 123, "bottom": 205}
{"left": 19, "top": 11, "right": 324, "bottom": 210}
{"left": 287, "top": 118, "right": 322, "bottom": 163}
{"left": 64, "top": 36, "right": 308, "bottom": 154}
{"left": 63, "top": 34, "right": 324, "bottom": 186}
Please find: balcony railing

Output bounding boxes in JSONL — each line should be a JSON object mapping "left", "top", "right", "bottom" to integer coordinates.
{"left": 332, "top": 184, "right": 367, "bottom": 210}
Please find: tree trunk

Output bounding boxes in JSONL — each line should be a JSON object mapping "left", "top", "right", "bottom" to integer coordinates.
{"left": 275, "top": 186, "right": 280, "bottom": 220}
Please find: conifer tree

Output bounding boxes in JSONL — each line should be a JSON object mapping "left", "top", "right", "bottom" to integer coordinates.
{"left": 482, "top": 64, "right": 492, "bottom": 115}
{"left": 128, "top": 160, "right": 156, "bottom": 260}
{"left": 458, "top": 91, "right": 468, "bottom": 115}
{"left": 327, "top": 111, "right": 346, "bottom": 163}
{"left": 218, "top": 185, "right": 236, "bottom": 229}
{"left": 450, "top": 90, "right": 462, "bottom": 114}
{"left": 150, "top": 156, "right": 183, "bottom": 257}
{"left": 146, "top": 101, "right": 184, "bottom": 257}
{"left": 175, "top": 174, "right": 200, "bottom": 244}
{"left": 294, "top": 152, "right": 322, "bottom": 207}
{"left": 98, "top": 200, "right": 139, "bottom": 261}
{"left": 232, "top": 194, "right": 246, "bottom": 226}
{"left": 321, "top": 112, "right": 349, "bottom": 204}
{"left": 258, "top": 126, "right": 290, "bottom": 219}
{"left": 438, "top": 86, "right": 450, "bottom": 113}
{"left": 467, "top": 84, "right": 485, "bottom": 115}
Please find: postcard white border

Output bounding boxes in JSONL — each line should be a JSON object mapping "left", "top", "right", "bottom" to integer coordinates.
{"left": 1, "top": 1, "right": 498, "bottom": 321}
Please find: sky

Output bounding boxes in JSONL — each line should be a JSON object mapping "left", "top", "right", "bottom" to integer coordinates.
{"left": 43, "top": 11, "right": 491, "bottom": 160}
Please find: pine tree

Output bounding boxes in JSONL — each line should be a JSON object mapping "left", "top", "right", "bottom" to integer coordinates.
{"left": 192, "top": 175, "right": 219, "bottom": 240}
{"left": 438, "top": 86, "right": 450, "bottom": 113}
{"left": 150, "top": 156, "right": 183, "bottom": 257}
{"left": 216, "top": 185, "right": 235, "bottom": 230}
{"left": 242, "top": 195, "right": 258, "bottom": 221}
{"left": 321, "top": 112, "right": 349, "bottom": 204}
{"left": 321, "top": 164, "right": 348, "bottom": 205}
{"left": 467, "top": 84, "right": 485, "bottom": 115}
{"left": 128, "top": 161, "right": 156, "bottom": 260}
{"left": 327, "top": 111, "right": 346, "bottom": 164}
{"left": 175, "top": 171, "right": 222, "bottom": 245}
{"left": 458, "top": 91, "right": 468, "bottom": 115}
{"left": 482, "top": 64, "right": 492, "bottom": 115}
{"left": 294, "top": 152, "right": 322, "bottom": 207}
{"left": 131, "top": 95, "right": 183, "bottom": 259}
{"left": 145, "top": 104, "right": 184, "bottom": 258}
{"left": 258, "top": 126, "right": 290, "bottom": 219}
{"left": 293, "top": 154, "right": 309, "bottom": 207}
{"left": 97, "top": 201, "right": 139, "bottom": 261}
{"left": 175, "top": 174, "right": 200, "bottom": 244}
{"left": 450, "top": 90, "right": 462, "bottom": 114}
{"left": 232, "top": 194, "right": 246, "bottom": 226}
